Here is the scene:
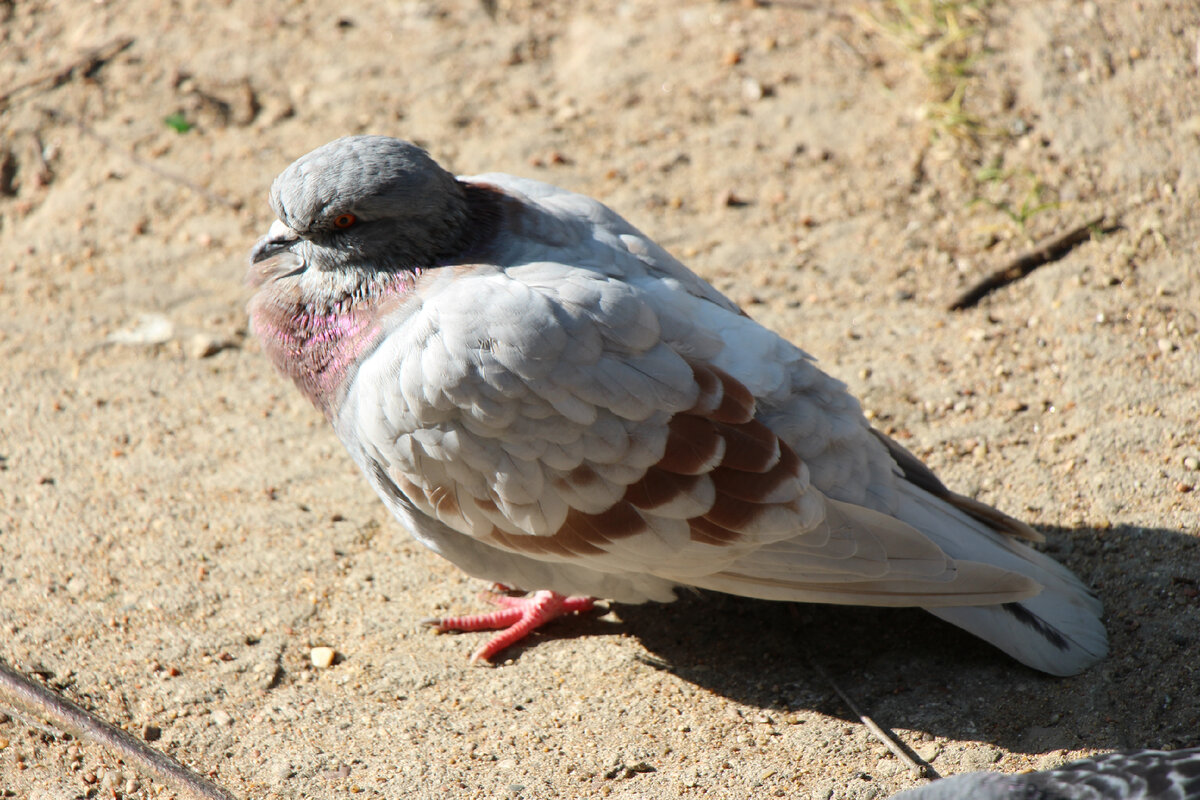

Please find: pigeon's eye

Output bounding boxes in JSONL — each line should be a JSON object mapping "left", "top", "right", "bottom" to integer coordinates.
{"left": 332, "top": 213, "right": 357, "bottom": 229}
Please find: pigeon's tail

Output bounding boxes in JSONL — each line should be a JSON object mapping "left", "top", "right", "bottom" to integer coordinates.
{"left": 893, "top": 482, "right": 1108, "bottom": 676}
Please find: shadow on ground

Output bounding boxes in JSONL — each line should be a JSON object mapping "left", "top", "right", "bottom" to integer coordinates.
{"left": 608, "top": 524, "right": 1200, "bottom": 755}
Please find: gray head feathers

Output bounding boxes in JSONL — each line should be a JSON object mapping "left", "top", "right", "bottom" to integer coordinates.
{"left": 259, "top": 135, "right": 470, "bottom": 272}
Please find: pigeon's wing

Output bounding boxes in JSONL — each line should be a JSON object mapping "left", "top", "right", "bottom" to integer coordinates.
{"left": 1034, "top": 749, "right": 1200, "bottom": 800}
{"left": 889, "top": 749, "right": 1200, "bottom": 800}
{"left": 337, "top": 248, "right": 1034, "bottom": 607}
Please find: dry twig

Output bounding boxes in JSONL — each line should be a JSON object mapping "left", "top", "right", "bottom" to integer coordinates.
{"left": 0, "top": 36, "right": 134, "bottom": 109}
{"left": 948, "top": 215, "right": 1109, "bottom": 310}
{"left": 807, "top": 656, "right": 939, "bottom": 780}
{"left": 0, "top": 658, "right": 238, "bottom": 800}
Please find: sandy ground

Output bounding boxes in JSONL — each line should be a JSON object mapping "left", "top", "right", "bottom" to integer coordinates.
{"left": 1, "top": 1, "right": 1198, "bottom": 798}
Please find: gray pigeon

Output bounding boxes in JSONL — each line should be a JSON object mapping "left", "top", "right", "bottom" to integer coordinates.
{"left": 248, "top": 135, "right": 1107, "bottom": 672}
{"left": 889, "top": 748, "right": 1200, "bottom": 799}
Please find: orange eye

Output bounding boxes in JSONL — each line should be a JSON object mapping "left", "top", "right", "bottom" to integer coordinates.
{"left": 332, "top": 213, "right": 357, "bottom": 229}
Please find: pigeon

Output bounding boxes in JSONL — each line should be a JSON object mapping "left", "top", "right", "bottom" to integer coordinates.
{"left": 888, "top": 748, "right": 1200, "bottom": 799}
{"left": 247, "top": 135, "right": 1107, "bottom": 673}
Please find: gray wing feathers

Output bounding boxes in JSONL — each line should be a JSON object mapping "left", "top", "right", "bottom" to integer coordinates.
{"left": 694, "top": 497, "right": 1039, "bottom": 605}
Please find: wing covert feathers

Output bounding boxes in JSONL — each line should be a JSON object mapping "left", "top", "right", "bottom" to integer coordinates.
{"left": 387, "top": 361, "right": 825, "bottom": 562}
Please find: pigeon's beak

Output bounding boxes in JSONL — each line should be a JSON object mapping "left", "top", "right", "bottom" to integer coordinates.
{"left": 250, "top": 219, "right": 301, "bottom": 264}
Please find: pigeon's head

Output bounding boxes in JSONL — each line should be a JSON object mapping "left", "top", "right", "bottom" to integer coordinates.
{"left": 250, "top": 135, "right": 469, "bottom": 275}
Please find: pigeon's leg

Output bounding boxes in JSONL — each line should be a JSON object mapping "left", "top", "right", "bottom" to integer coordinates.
{"left": 424, "top": 590, "right": 595, "bottom": 663}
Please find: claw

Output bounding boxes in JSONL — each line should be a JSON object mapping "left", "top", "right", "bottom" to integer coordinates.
{"left": 426, "top": 590, "right": 595, "bottom": 662}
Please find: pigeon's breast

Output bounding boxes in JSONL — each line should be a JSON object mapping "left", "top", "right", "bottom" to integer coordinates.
{"left": 249, "top": 270, "right": 419, "bottom": 419}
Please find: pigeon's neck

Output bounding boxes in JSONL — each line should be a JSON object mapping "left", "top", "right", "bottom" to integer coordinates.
{"left": 251, "top": 271, "right": 417, "bottom": 419}
{"left": 249, "top": 183, "right": 505, "bottom": 418}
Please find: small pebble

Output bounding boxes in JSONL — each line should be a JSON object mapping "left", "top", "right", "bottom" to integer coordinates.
{"left": 310, "top": 646, "right": 336, "bottom": 668}
{"left": 143, "top": 724, "right": 161, "bottom": 741}
{"left": 256, "top": 663, "right": 283, "bottom": 691}
{"left": 715, "top": 188, "right": 747, "bottom": 208}
{"left": 107, "top": 313, "right": 173, "bottom": 346}
{"left": 189, "top": 333, "right": 226, "bottom": 359}
{"left": 211, "top": 709, "right": 234, "bottom": 727}
{"left": 1183, "top": 456, "right": 1199, "bottom": 471}
{"left": 915, "top": 743, "right": 942, "bottom": 762}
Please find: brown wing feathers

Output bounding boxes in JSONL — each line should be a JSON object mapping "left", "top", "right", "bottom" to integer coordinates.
{"left": 389, "top": 361, "right": 1038, "bottom": 604}
{"left": 395, "top": 362, "right": 815, "bottom": 558}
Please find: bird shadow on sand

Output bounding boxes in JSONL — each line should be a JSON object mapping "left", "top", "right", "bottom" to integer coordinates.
{"left": 610, "top": 523, "right": 1200, "bottom": 755}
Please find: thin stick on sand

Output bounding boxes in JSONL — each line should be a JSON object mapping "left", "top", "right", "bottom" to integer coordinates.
{"left": 807, "top": 656, "right": 939, "bottom": 781}
{"left": 0, "top": 658, "right": 238, "bottom": 800}
{"left": 948, "top": 216, "right": 1108, "bottom": 310}
{"left": 0, "top": 37, "right": 134, "bottom": 109}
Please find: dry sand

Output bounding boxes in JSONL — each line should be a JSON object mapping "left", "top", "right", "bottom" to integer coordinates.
{"left": 1, "top": 1, "right": 1197, "bottom": 798}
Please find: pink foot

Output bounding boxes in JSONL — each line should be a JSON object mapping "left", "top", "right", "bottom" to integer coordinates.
{"left": 424, "top": 590, "right": 595, "bottom": 663}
